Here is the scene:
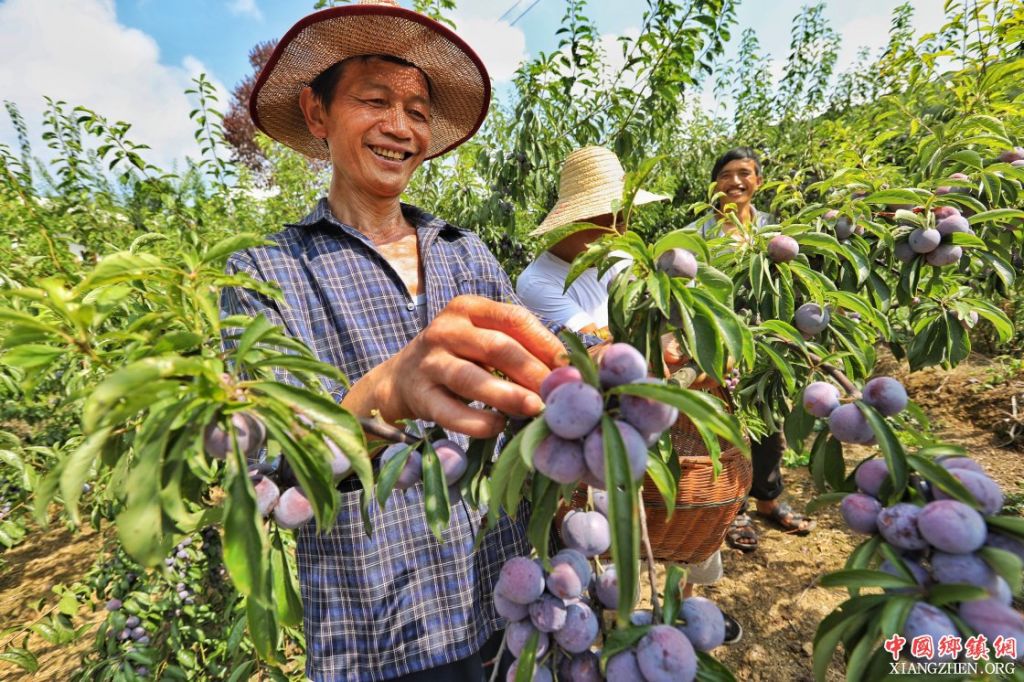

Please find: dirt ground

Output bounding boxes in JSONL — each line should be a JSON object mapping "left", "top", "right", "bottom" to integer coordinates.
{"left": 1, "top": 354, "right": 1022, "bottom": 681}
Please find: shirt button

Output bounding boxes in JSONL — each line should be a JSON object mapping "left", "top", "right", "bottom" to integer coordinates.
{"left": 406, "top": 302, "right": 415, "bottom": 311}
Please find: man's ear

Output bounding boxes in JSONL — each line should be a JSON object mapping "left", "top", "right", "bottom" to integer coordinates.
{"left": 298, "top": 86, "right": 328, "bottom": 140}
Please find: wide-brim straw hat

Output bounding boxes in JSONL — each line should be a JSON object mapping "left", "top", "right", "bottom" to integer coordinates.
{"left": 531, "top": 146, "right": 670, "bottom": 236}
{"left": 249, "top": 0, "right": 489, "bottom": 160}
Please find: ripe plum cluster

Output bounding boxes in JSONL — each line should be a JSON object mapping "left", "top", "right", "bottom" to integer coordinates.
{"left": 537, "top": 343, "right": 679, "bottom": 489}
{"left": 839, "top": 456, "right": 1024, "bottom": 660}
{"left": 496, "top": 545, "right": 729, "bottom": 680}
{"left": 823, "top": 210, "right": 862, "bottom": 240}
{"left": 802, "top": 376, "right": 908, "bottom": 445}
{"left": 894, "top": 206, "right": 973, "bottom": 268}
{"left": 204, "top": 410, "right": 356, "bottom": 530}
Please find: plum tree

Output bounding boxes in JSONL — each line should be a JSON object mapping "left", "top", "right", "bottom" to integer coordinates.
{"left": 854, "top": 459, "right": 889, "bottom": 497}
{"left": 917, "top": 500, "right": 987, "bottom": 553}
{"left": 561, "top": 510, "right": 611, "bottom": 557}
{"left": 767, "top": 235, "right": 799, "bottom": 263}
{"left": 432, "top": 439, "right": 468, "bottom": 486}
{"left": 496, "top": 556, "right": 546, "bottom": 605}
{"left": 544, "top": 382, "right": 604, "bottom": 439}
{"left": 925, "top": 244, "right": 963, "bottom": 267}
{"left": 582, "top": 420, "right": 648, "bottom": 485}
{"left": 636, "top": 625, "right": 697, "bottom": 682}
{"left": 908, "top": 227, "right": 941, "bottom": 253}
{"left": 840, "top": 493, "right": 882, "bottom": 534}
{"left": 540, "top": 366, "right": 583, "bottom": 401}
{"left": 507, "top": 619, "right": 549, "bottom": 658}
{"left": 380, "top": 443, "right": 423, "bottom": 491}
{"left": 529, "top": 593, "right": 568, "bottom": 633}
{"left": 904, "top": 603, "right": 959, "bottom": 663}
{"left": 828, "top": 403, "right": 875, "bottom": 444}
{"left": 861, "top": 377, "right": 908, "bottom": 416}
{"left": 598, "top": 343, "right": 648, "bottom": 388}
{"left": 203, "top": 411, "right": 266, "bottom": 461}
{"left": 546, "top": 549, "right": 592, "bottom": 600}
{"left": 877, "top": 503, "right": 928, "bottom": 550}
{"left": 933, "top": 469, "right": 1003, "bottom": 515}
{"left": 620, "top": 383, "right": 679, "bottom": 438}
{"left": 595, "top": 566, "right": 618, "bottom": 608}
{"left": 655, "top": 248, "right": 698, "bottom": 279}
{"left": 795, "top": 303, "right": 830, "bottom": 335}
{"left": 959, "top": 598, "right": 1024, "bottom": 660}
{"left": 677, "top": 596, "right": 726, "bottom": 651}
{"left": 802, "top": 381, "right": 840, "bottom": 418}
{"left": 533, "top": 434, "right": 587, "bottom": 485}
{"left": 606, "top": 650, "right": 645, "bottom": 680}
{"left": 553, "top": 602, "right": 599, "bottom": 653}
{"left": 273, "top": 487, "right": 313, "bottom": 529}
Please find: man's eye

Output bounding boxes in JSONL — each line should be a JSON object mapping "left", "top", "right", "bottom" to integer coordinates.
{"left": 365, "top": 98, "right": 387, "bottom": 106}
{"left": 409, "top": 110, "right": 428, "bottom": 122}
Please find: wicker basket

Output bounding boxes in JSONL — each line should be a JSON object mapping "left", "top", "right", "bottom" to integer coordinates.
{"left": 563, "top": 386, "right": 752, "bottom": 564}
{"left": 642, "top": 418, "right": 752, "bottom": 564}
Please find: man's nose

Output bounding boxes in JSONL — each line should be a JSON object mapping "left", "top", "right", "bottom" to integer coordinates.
{"left": 380, "top": 105, "right": 412, "bottom": 139}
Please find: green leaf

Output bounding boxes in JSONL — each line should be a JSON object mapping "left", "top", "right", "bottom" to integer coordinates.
{"left": 813, "top": 608, "right": 873, "bottom": 682}
{"left": 421, "top": 441, "right": 450, "bottom": 542}
{"left": 526, "top": 475, "right": 560, "bottom": 565}
{"left": 559, "top": 330, "right": 600, "bottom": 389}
{"left": 602, "top": 413, "right": 640, "bottom": 626}
{"left": 927, "top": 583, "right": 990, "bottom": 606}
{"left": 819, "top": 569, "right": 917, "bottom": 590}
{"left": 905, "top": 454, "right": 975, "bottom": 507}
{"left": 662, "top": 564, "right": 686, "bottom": 625}
{"left": 979, "top": 546, "right": 1023, "bottom": 595}
{"left": 83, "top": 356, "right": 205, "bottom": 432}
{"left": 514, "top": 629, "right": 540, "bottom": 682}
{"left": 1, "top": 343, "right": 64, "bottom": 369}
{"left": 376, "top": 443, "right": 414, "bottom": 506}
{"left": 805, "top": 492, "right": 848, "bottom": 515}
{"left": 696, "top": 651, "right": 737, "bottom": 681}
{"left": 783, "top": 399, "right": 816, "bottom": 454}
{"left": 856, "top": 403, "right": 907, "bottom": 502}
{"left": 270, "top": 528, "right": 303, "bottom": 627}
{"left": 201, "top": 234, "right": 272, "bottom": 266}
{"left": 0, "top": 648, "right": 39, "bottom": 672}
{"left": 644, "top": 453, "right": 677, "bottom": 519}
{"left": 967, "top": 208, "right": 1024, "bottom": 225}
{"left": 245, "top": 590, "right": 281, "bottom": 665}
{"left": 58, "top": 427, "right": 112, "bottom": 525}
{"left": 222, "top": 445, "right": 269, "bottom": 598}
{"left": 78, "top": 251, "right": 168, "bottom": 289}
{"left": 862, "top": 189, "right": 928, "bottom": 205}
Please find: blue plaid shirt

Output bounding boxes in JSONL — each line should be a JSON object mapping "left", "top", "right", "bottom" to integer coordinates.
{"left": 222, "top": 199, "right": 533, "bottom": 681}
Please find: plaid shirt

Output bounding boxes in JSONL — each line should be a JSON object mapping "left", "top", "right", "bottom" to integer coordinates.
{"left": 221, "top": 199, "right": 533, "bottom": 681}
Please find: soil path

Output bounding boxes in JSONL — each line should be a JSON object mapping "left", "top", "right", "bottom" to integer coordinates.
{"left": 1, "top": 355, "right": 1021, "bottom": 681}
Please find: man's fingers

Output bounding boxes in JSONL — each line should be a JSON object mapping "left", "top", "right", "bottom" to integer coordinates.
{"left": 441, "top": 358, "right": 544, "bottom": 418}
{"left": 456, "top": 296, "right": 567, "bottom": 370}
{"left": 414, "top": 386, "right": 509, "bottom": 439}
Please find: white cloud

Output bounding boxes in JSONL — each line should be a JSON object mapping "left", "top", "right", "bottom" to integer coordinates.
{"left": 228, "top": 0, "right": 262, "bottom": 21}
{"left": 451, "top": 12, "right": 528, "bottom": 83}
{"left": 0, "top": 0, "right": 229, "bottom": 171}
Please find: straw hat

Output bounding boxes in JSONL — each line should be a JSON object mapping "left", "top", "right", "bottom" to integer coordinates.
{"left": 531, "top": 147, "right": 670, "bottom": 236}
{"left": 249, "top": 0, "right": 489, "bottom": 160}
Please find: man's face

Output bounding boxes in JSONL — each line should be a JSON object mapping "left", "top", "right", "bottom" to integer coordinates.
{"left": 714, "top": 158, "right": 762, "bottom": 208}
{"left": 307, "top": 58, "right": 432, "bottom": 200}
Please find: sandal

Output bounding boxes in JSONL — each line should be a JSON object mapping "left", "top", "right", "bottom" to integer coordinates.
{"left": 725, "top": 514, "right": 758, "bottom": 553}
{"left": 757, "top": 501, "right": 816, "bottom": 536}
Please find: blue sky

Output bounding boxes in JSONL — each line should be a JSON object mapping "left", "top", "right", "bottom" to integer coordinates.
{"left": 0, "top": 0, "right": 945, "bottom": 168}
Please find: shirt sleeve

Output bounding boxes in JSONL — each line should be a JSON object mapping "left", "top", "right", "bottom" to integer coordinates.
{"left": 515, "top": 270, "right": 596, "bottom": 332}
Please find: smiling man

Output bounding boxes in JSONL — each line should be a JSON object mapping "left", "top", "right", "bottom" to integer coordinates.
{"left": 696, "top": 146, "right": 770, "bottom": 237}
{"left": 691, "top": 146, "right": 815, "bottom": 553}
{"left": 222, "top": 2, "right": 568, "bottom": 680}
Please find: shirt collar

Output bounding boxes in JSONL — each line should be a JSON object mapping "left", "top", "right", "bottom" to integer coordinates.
{"left": 288, "top": 198, "right": 455, "bottom": 252}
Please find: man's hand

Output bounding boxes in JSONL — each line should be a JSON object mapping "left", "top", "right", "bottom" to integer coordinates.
{"left": 342, "top": 295, "right": 567, "bottom": 438}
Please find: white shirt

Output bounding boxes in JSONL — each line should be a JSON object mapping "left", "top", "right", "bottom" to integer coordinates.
{"left": 515, "top": 250, "right": 630, "bottom": 332}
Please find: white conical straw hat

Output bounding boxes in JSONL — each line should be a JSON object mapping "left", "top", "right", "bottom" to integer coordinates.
{"left": 530, "top": 146, "right": 670, "bottom": 236}
{"left": 250, "top": 0, "right": 489, "bottom": 160}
